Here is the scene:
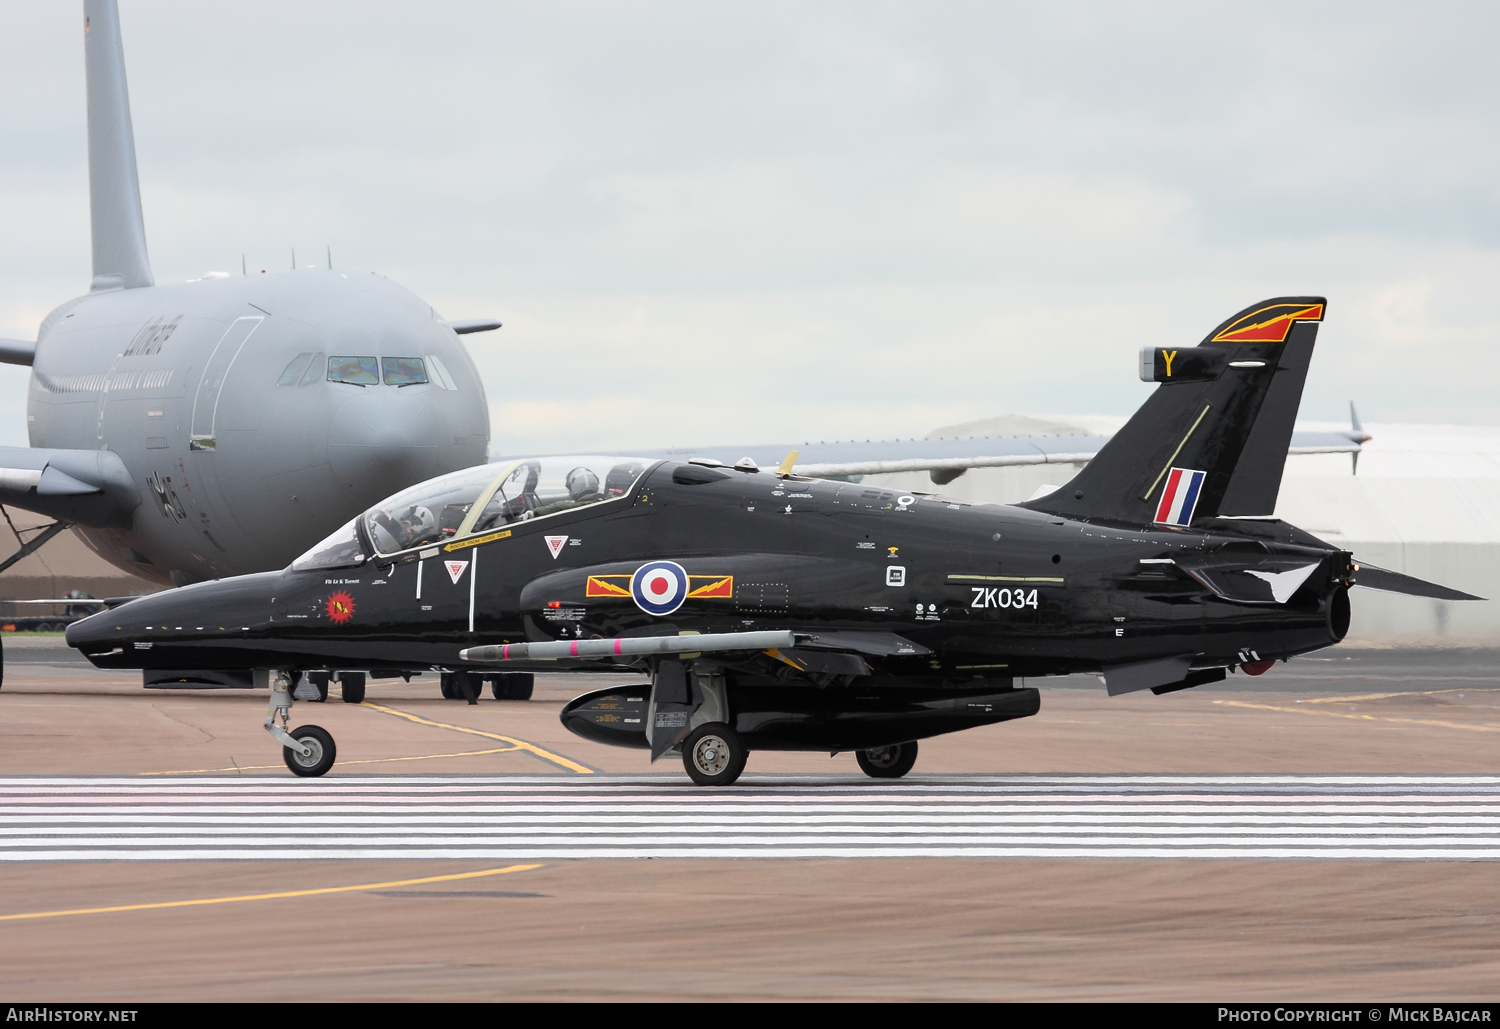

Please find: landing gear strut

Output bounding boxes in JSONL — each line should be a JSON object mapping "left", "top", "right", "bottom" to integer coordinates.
{"left": 856, "top": 741, "right": 918, "bottom": 779}
{"left": 264, "top": 671, "right": 337, "bottom": 777}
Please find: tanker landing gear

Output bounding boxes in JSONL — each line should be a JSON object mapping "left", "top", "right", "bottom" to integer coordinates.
{"left": 856, "top": 741, "right": 918, "bottom": 779}
{"left": 264, "top": 671, "right": 337, "bottom": 777}
{"left": 336, "top": 671, "right": 366, "bottom": 704}
{"left": 440, "top": 671, "right": 534, "bottom": 701}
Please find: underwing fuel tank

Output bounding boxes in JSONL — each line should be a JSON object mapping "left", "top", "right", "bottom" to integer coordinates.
{"left": 562, "top": 682, "right": 1041, "bottom": 752}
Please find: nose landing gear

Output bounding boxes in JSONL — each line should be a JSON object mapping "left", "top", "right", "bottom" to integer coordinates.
{"left": 264, "top": 671, "right": 337, "bottom": 777}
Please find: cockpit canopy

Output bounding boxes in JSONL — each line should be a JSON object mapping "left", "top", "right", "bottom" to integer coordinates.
{"left": 290, "top": 455, "right": 652, "bottom": 570}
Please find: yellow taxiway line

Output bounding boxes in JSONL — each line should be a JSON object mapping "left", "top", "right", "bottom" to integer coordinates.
{"left": 1295, "top": 687, "right": 1500, "bottom": 705}
{"left": 0, "top": 864, "right": 544, "bottom": 923}
{"left": 361, "top": 702, "right": 594, "bottom": 773}
{"left": 140, "top": 745, "right": 523, "bottom": 777}
{"left": 1213, "top": 699, "right": 1500, "bottom": 733}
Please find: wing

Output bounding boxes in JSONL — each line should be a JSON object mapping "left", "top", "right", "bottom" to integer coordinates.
{"left": 0, "top": 339, "right": 34, "bottom": 367}
{"left": 596, "top": 428, "right": 1361, "bottom": 484}
{"left": 0, "top": 447, "right": 140, "bottom": 527}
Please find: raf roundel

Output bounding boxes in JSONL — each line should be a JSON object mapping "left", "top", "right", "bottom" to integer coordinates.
{"left": 630, "top": 560, "right": 690, "bottom": 616}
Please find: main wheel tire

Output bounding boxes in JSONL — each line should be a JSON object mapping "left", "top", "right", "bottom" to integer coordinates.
{"left": 682, "top": 722, "right": 748, "bottom": 787}
{"left": 306, "top": 671, "right": 330, "bottom": 703}
{"left": 440, "top": 672, "right": 457, "bottom": 699}
{"left": 283, "top": 724, "right": 337, "bottom": 777}
{"left": 453, "top": 670, "right": 478, "bottom": 704}
{"left": 856, "top": 741, "right": 918, "bottom": 779}
{"left": 339, "top": 672, "right": 366, "bottom": 704}
{"left": 491, "top": 672, "right": 534, "bottom": 701}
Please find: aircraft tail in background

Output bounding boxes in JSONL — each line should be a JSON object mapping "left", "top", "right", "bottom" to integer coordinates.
{"left": 84, "top": 0, "right": 153, "bottom": 292}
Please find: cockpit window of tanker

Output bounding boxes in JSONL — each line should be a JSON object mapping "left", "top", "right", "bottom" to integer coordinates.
{"left": 424, "top": 354, "right": 457, "bottom": 390}
{"left": 298, "top": 353, "right": 326, "bottom": 386}
{"left": 290, "top": 518, "right": 370, "bottom": 571}
{"left": 327, "top": 356, "right": 379, "bottom": 386}
{"left": 382, "top": 357, "right": 428, "bottom": 386}
{"left": 276, "top": 353, "right": 313, "bottom": 386}
{"left": 362, "top": 463, "right": 499, "bottom": 556}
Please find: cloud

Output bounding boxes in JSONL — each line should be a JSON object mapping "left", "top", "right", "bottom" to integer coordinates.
{"left": 2, "top": 1, "right": 1499, "bottom": 453}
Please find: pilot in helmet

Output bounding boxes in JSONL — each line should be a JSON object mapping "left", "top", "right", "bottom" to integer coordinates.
{"left": 566, "top": 466, "right": 602, "bottom": 503}
{"left": 397, "top": 504, "right": 436, "bottom": 545}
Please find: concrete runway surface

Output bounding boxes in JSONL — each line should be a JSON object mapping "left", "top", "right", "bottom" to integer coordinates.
{"left": 0, "top": 637, "right": 1498, "bottom": 1000}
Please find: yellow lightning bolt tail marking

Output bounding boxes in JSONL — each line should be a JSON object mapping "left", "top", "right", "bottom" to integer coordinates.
{"left": 0, "top": 864, "right": 544, "bottom": 923}
{"left": 361, "top": 702, "right": 594, "bottom": 773}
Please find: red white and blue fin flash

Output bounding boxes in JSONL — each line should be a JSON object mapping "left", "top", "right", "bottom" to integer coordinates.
{"left": 1154, "top": 467, "right": 1206, "bottom": 527}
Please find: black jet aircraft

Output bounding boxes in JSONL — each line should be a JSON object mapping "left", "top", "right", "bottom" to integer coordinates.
{"left": 65, "top": 297, "right": 1479, "bottom": 784}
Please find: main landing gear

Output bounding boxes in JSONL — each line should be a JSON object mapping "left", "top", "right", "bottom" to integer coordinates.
{"left": 856, "top": 741, "right": 918, "bottom": 779}
{"left": 682, "top": 722, "right": 748, "bottom": 787}
{"left": 441, "top": 671, "right": 534, "bottom": 702}
{"left": 265, "top": 671, "right": 337, "bottom": 777}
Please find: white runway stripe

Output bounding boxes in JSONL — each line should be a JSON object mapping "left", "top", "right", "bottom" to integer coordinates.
{"left": 0, "top": 775, "right": 1495, "bottom": 861}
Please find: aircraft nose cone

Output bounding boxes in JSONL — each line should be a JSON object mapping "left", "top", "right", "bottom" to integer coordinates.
{"left": 327, "top": 389, "right": 443, "bottom": 489}
{"left": 64, "top": 608, "right": 110, "bottom": 649}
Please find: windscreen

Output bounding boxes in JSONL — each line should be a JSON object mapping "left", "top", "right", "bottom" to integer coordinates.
{"left": 290, "top": 518, "right": 369, "bottom": 571}
{"left": 360, "top": 456, "right": 653, "bottom": 557}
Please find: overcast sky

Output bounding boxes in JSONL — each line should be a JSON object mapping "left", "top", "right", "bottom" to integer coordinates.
{"left": 1, "top": 1, "right": 1498, "bottom": 454}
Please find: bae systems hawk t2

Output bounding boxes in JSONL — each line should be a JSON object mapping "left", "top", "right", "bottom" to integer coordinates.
{"left": 65, "top": 297, "right": 1480, "bottom": 784}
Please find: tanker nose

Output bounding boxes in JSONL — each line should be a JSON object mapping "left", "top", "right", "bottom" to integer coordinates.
{"left": 327, "top": 388, "right": 447, "bottom": 490}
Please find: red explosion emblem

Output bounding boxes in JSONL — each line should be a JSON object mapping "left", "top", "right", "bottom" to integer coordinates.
{"left": 325, "top": 591, "right": 356, "bottom": 624}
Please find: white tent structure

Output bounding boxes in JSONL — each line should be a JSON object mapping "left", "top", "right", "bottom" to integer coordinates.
{"left": 863, "top": 416, "right": 1498, "bottom": 647}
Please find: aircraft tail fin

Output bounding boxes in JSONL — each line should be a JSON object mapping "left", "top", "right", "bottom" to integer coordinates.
{"left": 84, "top": 0, "right": 153, "bottom": 291}
{"left": 1020, "top": 297, "right": 1326, "bottom": 526}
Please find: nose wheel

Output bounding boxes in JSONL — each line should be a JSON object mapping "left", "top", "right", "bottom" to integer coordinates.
{"left": 283, "top": 725, "right": 336, "bottom": 777}
{"left": 264, "top": 671, "right": 338, "bottom": 777}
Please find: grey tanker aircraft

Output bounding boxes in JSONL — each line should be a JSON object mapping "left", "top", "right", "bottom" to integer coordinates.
{"left": 0, "top": 1, "right": 496, "bottom": 598}
{"left": 66, "top": 297, "right": 1478, "bottom": 784}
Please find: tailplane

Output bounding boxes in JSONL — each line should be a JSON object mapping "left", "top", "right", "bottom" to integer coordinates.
{"left": 84, "top": 0, "right": 153, "bottom": 291}
{"left": 1021, "top": 297, "right": 1325, "bottom": 525}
